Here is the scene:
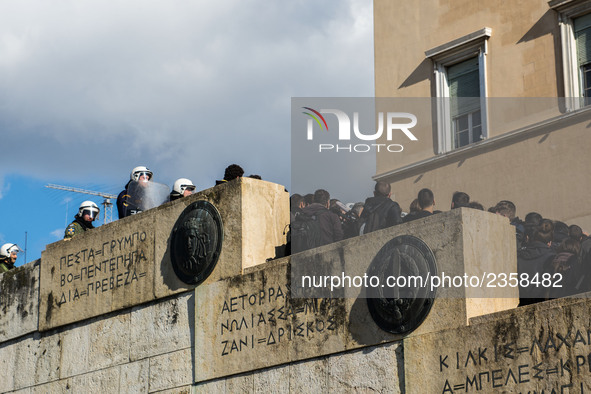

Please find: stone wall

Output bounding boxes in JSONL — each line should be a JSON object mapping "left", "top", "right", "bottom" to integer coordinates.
{"left": 1, "top": 178, "right": 584, "bottom": 393}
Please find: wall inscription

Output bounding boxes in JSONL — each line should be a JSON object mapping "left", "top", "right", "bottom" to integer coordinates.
{"left": 40, "top": 225, "right": 155, "bottom": 330}
{"left": 405, "top": 299, "right": 591, "bottom": 393}
{"left": 195, "top": 261, "right": 362, "bottom": 382}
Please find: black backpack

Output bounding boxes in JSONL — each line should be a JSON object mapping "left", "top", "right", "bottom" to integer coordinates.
{"left": 290, "top": 212, "right": 322, "bottom": 253}
{"left": 362, "top": 200, "right": 391, "bottom": 235}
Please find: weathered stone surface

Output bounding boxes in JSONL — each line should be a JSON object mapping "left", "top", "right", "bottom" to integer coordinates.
{"left": 327, "top": 342, "right": 402, "bottom": 393}
{"left": 0, "top": 262, "right": 39, "bottom": 342}
{"left": 404, "top": 296, "right": 591, "bottom": 393}
{"left": 241, "top": 179, "right": 290, "bottom": 269}
{"left": 31, "top": 332, "right": 62, "bottom": 386}
{"left": 59, "top": 313, "right": 130, "bottom": 378}
{"left": 31, "top": 379, "right": 70, "bottom": 394}
{"left": 40, "top": 213, "right": 155, "bottom": 331}
{"left": 11, "top": 387, "right": 32, "bottom": 394}
{"left": 75, "top": 366, "right": 121, "bottom": 393}
{"left": 130, "top": 292, "right": 193, "bottom": 361}
{"left": 289, "top": 359, "right": 328, "bottom": 392}
{"left": 0, "top": 331, "right": 62, "bottom": 392}
{"left": 0, "top": 338, "right": 16, "bottom": 392}
{"left": 224, "top": 373, "right": 254, "bottom": 393}
{"left": 253, "top": 364, "right": 289, "bottom": 393}
{"left": 119, "top": 359, "right": 149, "bottom": 393}
{"left": 58, "top": 318, "right": 90, "bottom": 378}
{"left": 195, "top": 259, "right": 350, "bottom": 381}
{"left": 149, "top": 348, "right": 193, "bottom": 392}
{"left": 151, "top": 386, "right": 192, "bottom": 394}
{"left": 196, "top": 209, "right": 518, "bottom": 381}
{"left": 193, "top": 378, "right": 225, "bottom": 393}
{"left": 39, "top": 177, "right": 289, "bottom": 331}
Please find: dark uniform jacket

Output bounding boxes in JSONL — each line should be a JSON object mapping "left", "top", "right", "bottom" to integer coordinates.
{"left": 0, "top": 259, "right": 14, "bottom": 273}
{"left": 402, "top": 210, "right": 433, "bottom": 223}
{"left": 360, "top": 195, "right": 402, "bottom": 234}
{"left": 64, "top": 216, "right": 95, "bottom": 239}
{"left": 517, "top": 241, "right": 556, "bottom": 306}
{"left": 301, "top": 203, "right": 343, "bottom": 246}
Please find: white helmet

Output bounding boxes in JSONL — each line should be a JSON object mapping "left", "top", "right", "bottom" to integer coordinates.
{"left": 130, "top": 166, "right": 153, "bottom": 182}
{"left": 172, "top": 178, "right": 196, "bottom": 196}
{"left": 78, "top": 201, "right": 100, "bottom": 220}
{"left": 0, "top": 243, "right": 21, "bottom": 260}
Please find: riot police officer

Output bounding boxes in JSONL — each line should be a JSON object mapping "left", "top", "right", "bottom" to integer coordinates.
{"left": 0, "top": 243, "right": 21, "bottom": 272}
{"left": 64, "top": 201, "right": 100, "bottom": 239}
{"left": 170, "top": 178, "right": 196, "bottom": 201}
{"left": 117, "top": 166, "right": 153, "bottom": 219}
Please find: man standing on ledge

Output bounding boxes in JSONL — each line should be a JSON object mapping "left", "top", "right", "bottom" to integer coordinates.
{"left": 64, "top": 201, "right": 100, "bottom": 239}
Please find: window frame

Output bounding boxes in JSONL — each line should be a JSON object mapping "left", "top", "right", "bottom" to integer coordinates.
{"left": 550, "top": 0, "right": 591, "bottom": 110}
{"left": 426, "top": 28, "right": 491, "bottom": 154}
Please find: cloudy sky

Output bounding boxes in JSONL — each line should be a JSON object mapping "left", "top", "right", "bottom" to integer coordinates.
{"left": 0, "top": 0, "right": 374, "bottom": 264}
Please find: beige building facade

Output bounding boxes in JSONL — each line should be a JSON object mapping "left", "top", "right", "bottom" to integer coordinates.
{"left": 374, "top": 0, "right": 591, "bottom": 229}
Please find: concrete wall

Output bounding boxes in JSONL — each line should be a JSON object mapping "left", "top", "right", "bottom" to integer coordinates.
{"left": 0, "top": 177, "right": 289, "bottom": 393}
{"left": 0, "top": 176, "right": 583, "bottom": 393}
{"left": 0, "top": 292, "right": 194, "bottom": 393}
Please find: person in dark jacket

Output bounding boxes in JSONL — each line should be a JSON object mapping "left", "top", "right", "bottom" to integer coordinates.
{"left": 518, "top": 219, "right": 556, "bottom": 306}
{"left": 64, "top": 201, "right": 100, "bottom": 239}
{"left": 360, "top": 181, "right": 402, "bottom": 234}
{"left": 451, "top": 191, "right": 470, "bottom": 209}
{"left": 545, "top": 237, "right": 582, "bottom": 299}
{"left": 0, "top": 243, "right": 20, "bottom": 272}
{"left": 117, "top": 165, "right": 154, "bottom": 219}
{"left": 492, "top": 200, "right": 525, "bottom": 248}
{"left": 523, "top": 212, "right": 543, "bottom": 246}
{"left": 290, "top": 194, "right": 305, "bottom": 223}
{"left": 403, "top": 188, "right": 435, "bottom": 223}
{"left": 300, "top": 189, "right": 343, "bottom": 246}
{"left": 169, "top": 178, "right": 196, "bottom": 202}
{"left": 215, "top": 164, "right": 244, "bottom": 185}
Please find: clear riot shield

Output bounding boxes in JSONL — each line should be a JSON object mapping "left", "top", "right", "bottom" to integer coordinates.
{"left": 126, "top": 181, "right": 170, "bottom": 213}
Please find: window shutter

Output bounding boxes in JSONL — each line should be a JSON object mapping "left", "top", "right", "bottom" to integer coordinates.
{"left": 448, "top": 58, "right": 480, "bottom": 117}
{"left": 575, "top": 14, "right": 591, "bottom": 66}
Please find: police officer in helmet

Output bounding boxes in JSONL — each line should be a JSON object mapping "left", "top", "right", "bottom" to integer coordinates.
{"left": 170, "top": 178, "right": 196, "bottom": 202}
{"left": 64, "top": 201, "right": 100, "bottom": 239}
{"left": 117, "top": 166, "right": 153, "bottom": 219}
{"left": 0, "top": 243, "right": 21, "bottom": 272}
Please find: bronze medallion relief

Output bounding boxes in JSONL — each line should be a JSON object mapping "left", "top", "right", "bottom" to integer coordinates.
{"left": 170, "top": 201, "right": 223, "bottom": 285}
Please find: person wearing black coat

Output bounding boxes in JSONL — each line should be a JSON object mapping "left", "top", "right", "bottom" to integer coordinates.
{"left": 360, "top": 181, "right": 402, "bottom": 234}
{"left": 300, "top": 189, "right": 343, "bottom": 247}
{"left": 518, "top": 220, "right": 555, "bottom": 306}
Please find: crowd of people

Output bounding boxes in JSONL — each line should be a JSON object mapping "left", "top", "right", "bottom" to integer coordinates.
{"left": 290, "top": 183, "right": 591, "bottom": 306}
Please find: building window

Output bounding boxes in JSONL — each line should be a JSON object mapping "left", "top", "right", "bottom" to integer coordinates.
{"left": 551, "top": 0, "right": 591, "bottom": 110}
{"left": 575, "top": 13, "right": 591, "bottom": 103}
{"left": 426, "top": 28, "right": 491, "bottom": 153}
{"left": 448, "top": 58, "right": 482, "bottom": 149}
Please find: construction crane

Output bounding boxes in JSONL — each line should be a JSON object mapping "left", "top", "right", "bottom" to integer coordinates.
{"left": 45, "top": 184, "right": 118, "bottom": 224}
